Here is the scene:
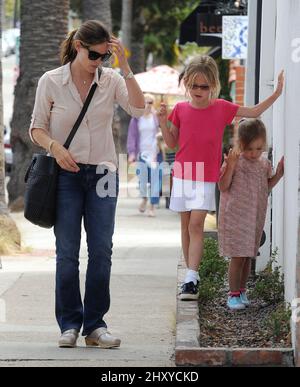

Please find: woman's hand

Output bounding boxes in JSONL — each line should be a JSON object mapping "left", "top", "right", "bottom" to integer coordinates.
{"left": 51, "top": 141, "right": 80, "bottom": 172}
{"left": 274, "top": 70, "right": 284, "bottom": 97}
{"left": 275, "top": 156, "right": 284, "bottom": 178}
{"left": 224, "top": 149, "right": 240, "bottom": 171}
{"left": 109, "top": 37, "right": 128, "bottom": 71}
{"left": 158, "top": 103, "right": 168, "bottom": 127}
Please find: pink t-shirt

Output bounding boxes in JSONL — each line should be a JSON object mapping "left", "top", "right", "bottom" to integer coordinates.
{"left": 168, "top": 99, "right": 239, "bottom": 182}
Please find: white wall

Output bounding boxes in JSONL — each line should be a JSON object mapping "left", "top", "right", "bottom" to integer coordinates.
{"left": 246, "top": 0, "right": 300, "bottom": 359}
{"left": 258, "top": 0, "right": 277, "bottom": 272}
{"left": 273, "top": 0, "right": 300, "bottom": 303}
{"left": 251, "top": 0, "right": 300, "bottom": 302}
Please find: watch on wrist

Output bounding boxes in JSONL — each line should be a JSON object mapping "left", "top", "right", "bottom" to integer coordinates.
{"left": 124, "top": 71, "right": 134, "bottom": 80}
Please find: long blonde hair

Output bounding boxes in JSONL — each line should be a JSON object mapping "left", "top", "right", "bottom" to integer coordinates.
{"left": 182, "top": 55, "right": 221, "bottom": 100}
{"left": 143, "top": 93, "right": 156, "bottom": 116}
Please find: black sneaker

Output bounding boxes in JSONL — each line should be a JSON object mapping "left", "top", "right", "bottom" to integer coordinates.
{"left": 178, "top": 281, "right": 199, "bottom": 301}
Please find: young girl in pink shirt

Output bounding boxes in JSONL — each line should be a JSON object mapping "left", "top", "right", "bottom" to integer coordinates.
{"left": 158, "top": 55, "right": 284, "bottom": 300}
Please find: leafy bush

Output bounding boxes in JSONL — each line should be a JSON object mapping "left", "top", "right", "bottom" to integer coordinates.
{"left": 250, "top": 249, "right": 284, "bottom": 305}
{"left": 264, "top": 302, "right": 291, "bottom": 340}
{"left": 198, "top": 238, "right": 228, "bottom": 303}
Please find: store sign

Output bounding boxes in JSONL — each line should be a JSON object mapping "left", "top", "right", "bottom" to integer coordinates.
{"left": 222, "top": 16, "right": 248, "bottom": 59}
{"left": 197, "top": 14, "right": 222, "bottom": 46}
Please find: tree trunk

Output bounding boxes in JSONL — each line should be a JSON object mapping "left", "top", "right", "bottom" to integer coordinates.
{"left": 7, "top": 0, "right": 69, "bottom": 207}
{"left": 121, "top": 0, "right": 132, "bottom": 52}
{"left": 82, "top": 0, "right": 112, "bottom": 31}
{"left": 117, "top": 0, "right": 133, "bottom": 154}
{"left": 130, "top": 1, "right": 145, "bottom": 74}
{"left": 117, "top": 0, "right": 145, "bottom": 154}
{"left": 0, "top": 0, "right": 5, "bottom": 211}
{"left": 0, "top": 0, "right": 20, "bottom": 254}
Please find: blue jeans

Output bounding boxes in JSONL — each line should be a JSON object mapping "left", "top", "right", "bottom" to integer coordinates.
{"left": 137, "top": 153, "right": 163, "bottom": 205}
{"left": 54, "top": 165, "right": 118, "bottom": 336}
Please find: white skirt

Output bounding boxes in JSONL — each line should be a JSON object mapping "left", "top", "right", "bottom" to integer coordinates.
{"left": 169, "top": 177, "right": 216, "bottom": 212}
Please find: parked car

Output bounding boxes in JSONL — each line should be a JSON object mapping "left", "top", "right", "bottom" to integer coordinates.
{"left": 4, "top": 125, "right": 13, "bottom": 174}
{"left": 2, "top": 28, "right": 20, "bottom": 57}
{"left": 13, "top": 35, "right": 20, "bottom": 84}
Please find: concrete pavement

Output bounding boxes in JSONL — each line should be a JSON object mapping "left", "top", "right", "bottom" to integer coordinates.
{"left": 0, "top": 196, "right": 181, "bottom": 367}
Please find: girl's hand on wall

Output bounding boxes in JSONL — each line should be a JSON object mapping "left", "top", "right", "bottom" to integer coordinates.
{"left": 275, "top": 70, "right": 284, "bottom": 97}
{"left": 275, "top": 156, "right": 284, "bottom": 178}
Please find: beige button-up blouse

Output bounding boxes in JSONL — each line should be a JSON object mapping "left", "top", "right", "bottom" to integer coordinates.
{"left": 29, "top": 63, "right": 145, "bottom": 169}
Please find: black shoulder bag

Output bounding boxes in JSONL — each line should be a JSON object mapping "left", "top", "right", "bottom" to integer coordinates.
{"left": 24, "top": 75, "right": 100, "bottom": 228}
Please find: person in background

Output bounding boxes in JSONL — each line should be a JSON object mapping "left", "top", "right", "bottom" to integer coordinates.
{"left": 127, "top": 93, "right": 163, "bottom": 217}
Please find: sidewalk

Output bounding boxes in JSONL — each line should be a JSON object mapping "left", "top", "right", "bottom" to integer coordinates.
{"left": 0, "top": 196, "right": 181, "bottom": 367}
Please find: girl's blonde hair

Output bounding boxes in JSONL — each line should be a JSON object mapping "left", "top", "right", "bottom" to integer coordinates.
{"left": 237, "top": 119, "right": 267, "bottom": 151}
{"left": 182, "top": 55, "right": 221, "bottom": 99}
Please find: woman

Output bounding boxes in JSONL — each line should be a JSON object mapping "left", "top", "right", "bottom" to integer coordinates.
{"left": 127, "top": 94, "right": 163, "bottom": 217}
{"left": 29, "top": 20, "right": 145, "bottom": 348}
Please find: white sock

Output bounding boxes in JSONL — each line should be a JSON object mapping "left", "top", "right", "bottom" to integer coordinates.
{"left": 184, "top": 269, "right": 200, "bottom": 285}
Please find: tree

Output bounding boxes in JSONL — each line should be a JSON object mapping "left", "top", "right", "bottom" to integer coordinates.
{"left": 0, "top": 0, "right": 20, "bottom": 253}
{"left": 0, "top": 0, "right": 6, "bottom": 212}
{"left": 82, "top": 0, "right": 112, "bottom": 31}
{"left": 113, "top": 0, "right": 202, "bottom": 68}
{"left": 7, "top": 0, "right": 69, "bottom": 207}
{"left": 121, "top": 0, "right": 132, "bottom": 53}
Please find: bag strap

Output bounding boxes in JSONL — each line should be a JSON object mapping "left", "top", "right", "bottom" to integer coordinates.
{"left": 63, "top": 68, "right": 102, "bottom": 150}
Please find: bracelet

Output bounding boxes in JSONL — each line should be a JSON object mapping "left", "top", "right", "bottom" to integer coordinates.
{"left": 123, "top": 71, "right": 134, "bottom": 80}
{"left": 48, "top": 139, "right": 55, "bottom": 154}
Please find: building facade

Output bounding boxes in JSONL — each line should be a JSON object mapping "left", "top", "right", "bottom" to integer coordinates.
{"left": 246, "top": 0, "right": 300, "bottom": 364}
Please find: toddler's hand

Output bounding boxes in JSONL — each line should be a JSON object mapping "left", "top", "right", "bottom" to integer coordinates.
{"left": 224, "top": 149, "right": 240, "bottom": 170}
{"left": 275, "top": 156, "right": 284, "bottom": 178}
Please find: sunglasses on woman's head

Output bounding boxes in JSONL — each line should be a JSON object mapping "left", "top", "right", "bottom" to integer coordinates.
{"left": 81, "top": 43, "right": 112, "bottom": 62}
{"left": 191, "top": 84, "right": 210, "bottom": 91}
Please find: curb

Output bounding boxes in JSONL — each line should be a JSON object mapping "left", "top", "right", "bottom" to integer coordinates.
{"left": 175, "top": 237, "right": 294, "bottom": 367}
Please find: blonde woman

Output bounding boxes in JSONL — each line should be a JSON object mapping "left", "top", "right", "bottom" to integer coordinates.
{"left": 158, "top": 55, "right": 284, "bottom": 301}
{"left": 127, "top": 93, "right": 163, "bottom": 217}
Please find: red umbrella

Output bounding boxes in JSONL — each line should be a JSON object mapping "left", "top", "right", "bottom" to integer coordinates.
{"left": 135, "top": 65, "right": 185, "bottom": 96}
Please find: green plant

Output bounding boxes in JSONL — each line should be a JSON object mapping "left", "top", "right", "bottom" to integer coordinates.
{"left": 264, "top": 302, "right": 291, "bottom": 341}
{"left": 250, "top": 249, "right": 285, "bottom": 305}
{"left": 198, "top": 238, "right": 228, "bottom": 303}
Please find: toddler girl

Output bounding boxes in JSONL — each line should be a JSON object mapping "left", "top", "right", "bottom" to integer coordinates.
{"left": 218, "top": 119, "right": 284, "bottom": 310}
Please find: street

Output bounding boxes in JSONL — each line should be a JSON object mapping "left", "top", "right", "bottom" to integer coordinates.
{"left": 0, "top": 196, "right": 181, "bottom": 367}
